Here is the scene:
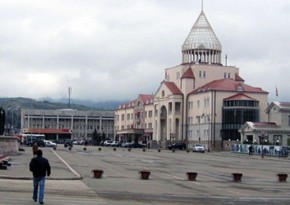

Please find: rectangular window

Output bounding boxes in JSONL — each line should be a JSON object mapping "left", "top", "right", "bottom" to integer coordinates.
{"left": 176, "top": 72, "right": 180, "bottom": 79}
{"left": 149, "top": 110, "right": 153, "bottom": 118}
{"left": 228, "top": 73, "right": 231, "bottom": 78}
{"left": 199, "top": 71, "right": 202, "bottom": 78}
{"left": 203, "top": 71, "right": 206, "bottom": 78}
{"left": 224, "top": 72, "right": 227, "bottom": 78}
{"left": 127, "top": 114, "right": 130, "bottom": 120}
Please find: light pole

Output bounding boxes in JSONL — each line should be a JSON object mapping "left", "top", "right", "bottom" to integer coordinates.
{"left": 7, "top": 106, "right": 14, "bottom": 135}
{"left": 196, "top": 116, "right": 201, "bottom": 143}
{"left": 205, "top": 114, "right": 211, "bottom": 152}
{"left": 261, "top": 132, "right": 267, "bottom": 159}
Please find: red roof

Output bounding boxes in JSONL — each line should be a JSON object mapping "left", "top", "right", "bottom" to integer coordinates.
{"left": 235, "top": 73, "right": 244, "bottom": 82}
{"left": 225, "top": 93, "right": 256, "bottom": 101}
{"left": 117, "top": 94, "right": 154, "bottom": 110}
{"left": 139, "top": 94, "right": 154, "bottom": 103}
{"left": 278, "top": 102, "right": 290, "bottom": 108}
{"left": 251, "top": 122, "right": 278, "bottom": 128}
{"left": 164, "top": 82, "right": 183, "bottom": 94}
{"left": 181, "top": 68, "right": 195, "bottom": 79}
{"left": 190, "top": 78, "right": 268, "bottom": 94}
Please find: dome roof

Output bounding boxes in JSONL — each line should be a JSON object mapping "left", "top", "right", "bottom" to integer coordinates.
{"left": 182, "top": 11, "right": 222, "bottom": 52}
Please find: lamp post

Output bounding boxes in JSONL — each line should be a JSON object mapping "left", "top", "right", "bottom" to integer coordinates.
{"left": 7, "top": 106, "right": 14, "bottom": 135}
{"left": 196, "top": 116, "right": 201, "bottom": 143}
{"left": 206, "top": 114, "right": 211, "bottom": 152}
{"left": 261, "top": 132, "right": 267, "bottom": 159}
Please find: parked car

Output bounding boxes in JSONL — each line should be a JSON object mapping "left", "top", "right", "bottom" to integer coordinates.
{"left": 111, "top": 141, "right": 122, "bottom": 147}
{"left": 121, "top": 142, "right": 131, "bottom": 148}
{"left": 27, "top": 139, "right": 46, "bottom": 147}
{"left": 167, "top": 142, "right": 186, "bottom": 150}
{"left": 127, "top": 142, "right": 145, "bottom": 148}
{"left": 44, "top": 140, "right": 57, "bottom": 147}
{"left": 192, "top": 144, "right": 205, "bottom": 153}
{"left": 64, "top": 139, "right": 73, "bottom": 148}
{"left": 103, "top": 140, "right": 113, "bottom": 146}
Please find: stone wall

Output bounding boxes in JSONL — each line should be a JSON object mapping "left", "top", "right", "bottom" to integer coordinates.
{"left": 0, "top": 136, "right": 19, "bottom": 156}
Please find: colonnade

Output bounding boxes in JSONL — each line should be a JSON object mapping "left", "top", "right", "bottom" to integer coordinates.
{"left": 182, "top": 49, "right": 221, "bottom": 64}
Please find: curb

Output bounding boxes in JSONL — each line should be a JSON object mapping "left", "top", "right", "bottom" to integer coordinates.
{"left": 0, "top": 150, "right": 83, "bottom": 180}
{"left": 0, "top": 176, "right": 83, "bottom": 180}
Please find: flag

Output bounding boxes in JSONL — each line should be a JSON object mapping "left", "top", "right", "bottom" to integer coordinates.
{"left": 276, "top": 86, "right": 278, "bottom": 97}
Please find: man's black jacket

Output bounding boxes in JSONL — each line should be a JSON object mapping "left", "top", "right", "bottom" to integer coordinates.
{"left": 29, "top": 156, "right": 51, "bottom": 177}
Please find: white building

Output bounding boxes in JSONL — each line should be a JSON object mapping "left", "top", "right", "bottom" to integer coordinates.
{"left": 115, "top": 7, "right": 268, "bottom": 150}
{"left": 239, "top": 102, "right": 290, "bottom": 146}
{"left": 21, "top": 109, "right": 114, "bottom": 142}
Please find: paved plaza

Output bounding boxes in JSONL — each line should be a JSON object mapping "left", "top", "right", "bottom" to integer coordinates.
{"left": 0, "top": 145, "right": 290, "bottom": 204}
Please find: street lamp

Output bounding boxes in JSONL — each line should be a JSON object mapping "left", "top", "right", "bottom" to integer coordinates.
{"left": 196, "top": 116, "right": 201, "bottom": 143}
{"left": 261, "top": 132, "right": 267, "bottom": 159}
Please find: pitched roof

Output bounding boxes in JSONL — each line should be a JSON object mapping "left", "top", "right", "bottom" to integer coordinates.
{"left": 246, "top": 122, "right": 280, "bottom": 129}
{"left": 265, "top": 101, "right": 290, "bottom": 113}
{"left": 235, "top": 73, "right": 244, "bottom": 82}
{"left": 164, "top": 81, "right": 183, "bottom": 95}
{"left": 189, "top": 78, "right": 268, "bottom": 95}
{"left": 139, "top": 94, "right": 154, "bottom": 101}
{"left": 117, "top": 94, "right": 154, "bottom": 110}
{"left": 225, "top": 93, "right": 256, "bottom": 101}
{"left": 181, "top": 68, "right": 195, "bottom": 79}
{"left": 118, "top": 99, "right": 136, "bottom": 110}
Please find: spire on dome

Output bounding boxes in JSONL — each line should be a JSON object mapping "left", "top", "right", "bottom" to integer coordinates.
{"left": 182, "top": 8, "right": 222, "bottom": 65}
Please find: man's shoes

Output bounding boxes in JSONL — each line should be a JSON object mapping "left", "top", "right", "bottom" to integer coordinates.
{"left": 39, "top": 202, "right": 44, "bottom": 204}
{"left": 33, "top": 198, "right": 37, "bottom": 202}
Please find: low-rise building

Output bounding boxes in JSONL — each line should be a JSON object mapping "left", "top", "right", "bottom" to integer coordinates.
{"left": 239, "top": 102, "right": 290, "bottom": 146}
{"left": 115, "top": 94, "right": 154, "bottom": 146}
{"left": 21, "top": 109, "right": 114, "bottom": 142}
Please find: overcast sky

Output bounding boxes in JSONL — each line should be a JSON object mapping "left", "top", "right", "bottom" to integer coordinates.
{"left": 0, "top": 0, "right": 289, "bottom": 103}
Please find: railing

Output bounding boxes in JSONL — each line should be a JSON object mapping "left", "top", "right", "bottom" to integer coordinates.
{"left": 231, "top": 144, "right": 289, "bottom": 157}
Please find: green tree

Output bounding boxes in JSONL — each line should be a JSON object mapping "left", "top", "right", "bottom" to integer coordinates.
{"left": 101, "top": 132, "right": 106, "bottom": 141}
{"left": 0, "top": 107, "right": 5, "bottom": 135}
{"left": 92, "top": 129, "right": 101, "bottom": 145}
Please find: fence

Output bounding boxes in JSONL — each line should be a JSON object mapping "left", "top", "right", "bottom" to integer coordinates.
{"left": 231, "top": 144, "right": 289, "bottom": 157}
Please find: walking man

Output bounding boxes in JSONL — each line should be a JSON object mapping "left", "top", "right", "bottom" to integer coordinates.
{"left": 29, "top": 149, "right": 51, "bottom": 204}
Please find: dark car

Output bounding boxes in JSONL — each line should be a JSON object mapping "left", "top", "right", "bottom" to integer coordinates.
{"left": 168, "top": 142, "right": 186, "bottom": 150}
{"left": 64, "top": 139, "right": 73, "bottom": 148}
{"left": 128, "top": 143, "right": 145, "bottom": 148}
{"left": 27, "top": 139, "right": 46, "bottom": 147}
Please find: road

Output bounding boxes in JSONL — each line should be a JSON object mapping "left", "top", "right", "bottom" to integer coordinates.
{"left": 53, "top": 145, "right": 290, "bottom": 205}
{"left": 1, "top": 145, "right": 290, "bottom": 204}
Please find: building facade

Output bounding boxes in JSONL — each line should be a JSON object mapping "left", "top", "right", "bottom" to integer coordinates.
{"left": 239, "top": 102, "right": 290, "bottom": 146}
{"left": 115, "top": 94, "right": 154, "bottom": 145}
{"left": 115, "top": 8, "right": 269, "bottom": 150}
{"left": 21, "top": 109, "right": 114, "bottom": 142}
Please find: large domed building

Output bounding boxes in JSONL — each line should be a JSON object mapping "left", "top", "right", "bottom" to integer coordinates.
{"left": 114, "top": 7, "right": 268, "bottom": 150}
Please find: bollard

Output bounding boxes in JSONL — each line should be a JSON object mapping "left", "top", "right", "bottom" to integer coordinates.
{"left": 139, "top": 170, "right": 151, "bottom": 180}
